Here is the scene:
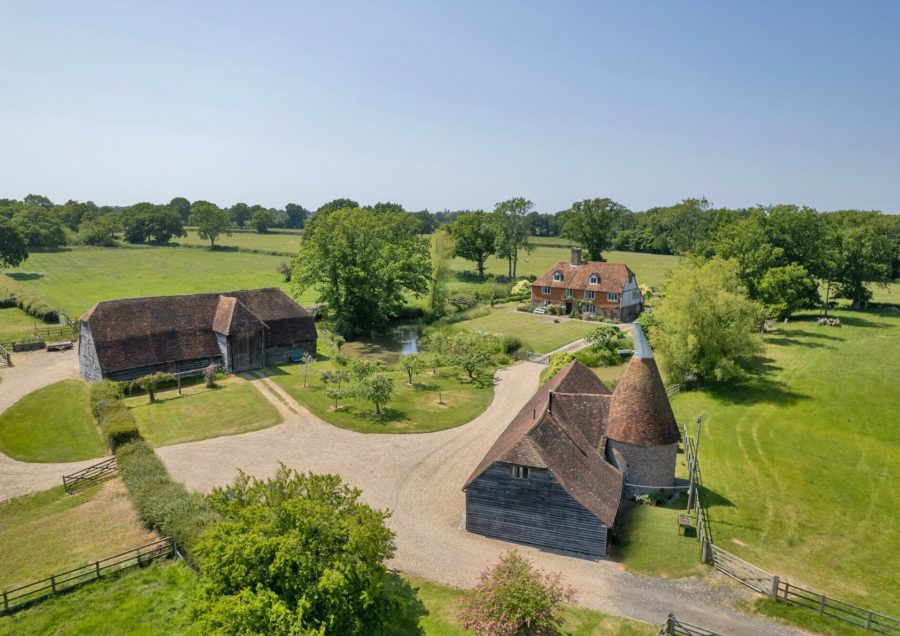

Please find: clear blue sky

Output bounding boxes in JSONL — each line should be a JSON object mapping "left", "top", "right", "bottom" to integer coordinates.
{"left": 1, "top": 1, "right": 898, "bottom": 213}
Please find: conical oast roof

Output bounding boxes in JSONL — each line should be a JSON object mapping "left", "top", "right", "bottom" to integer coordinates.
{"left": 605, "top": 355, "right": 680, "bottom": 445}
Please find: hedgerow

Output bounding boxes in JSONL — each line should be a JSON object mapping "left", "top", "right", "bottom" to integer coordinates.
{"left": 89, "top": 380, "right": 141, "bottom": 450}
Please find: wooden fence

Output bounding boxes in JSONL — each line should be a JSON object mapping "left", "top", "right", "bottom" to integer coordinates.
{"left": 524, "top": 351, "right": 550, "bottom": 365}
{"left": 656, "top": 614, "right": 721, "bottom": 636}
{"left": 62, "top": 457, "right": 117, "bottom": 494}
{"left": 682, "top": 424, "right": 900, "bottom": 634}
{"left": 0, "top": 537, "right": 175, "bottom": 615}
{"left": 0, "top": 343, "right": 9, "bottom": 367}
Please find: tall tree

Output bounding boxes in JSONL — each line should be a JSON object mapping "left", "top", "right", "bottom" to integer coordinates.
{"left": 251, "top": 208, "right": 276, "bottom": 234}
{"left": 169, "top": 197, "right": 191, "bottom": 222}
{"left": 758, "top": 264, "right": 819, "bottom": 319}
{"left": 826, "top": 211, "right": 895, "bottom": 309}
{"left": 492, "top": 197, "right": 533, "bottom": 278}
{"left": 12, "top": 206, "right": 67, "bottom": 247}
{"left": 189, "top": 201, "right": 232, "bottom": 247}
{"left": 447, "top": 211, "right": 496, "bottom": 279}
{"left": 293, "top": 206, "right": 430, "bottom": 335}
{"left": 229, "top": 202, "right": 251, "bottom": 228}
{"left": 23, "top": 194, "right": 53, "bottom": 209}
{"left": 650, "top": 257, "right": 764, "bottom": 384}
{"left": 0, "top": 218, "right": 28, "bottom": 267}
{"left": 284, "top": 203, "right": 309, "bottom": 229}
{"left": 78, "top": 213, "right": 120, "bottom": 247}
{"left": 560, "top": 198, "right": 628, "bottom": 262}
{"left": 316, "top": 198, "right": 359, "bottom": 215}
{"left": 713, "top": 211, "right": 782, "bottom": 298}
{"left": 120, "top": 203, "right": 185, "bottom": 244}
{"left": 428, "top": 227, "right": 455, "bottom": 317}
{"left": 370, "top": 201, "right": 405, "bottom": 214}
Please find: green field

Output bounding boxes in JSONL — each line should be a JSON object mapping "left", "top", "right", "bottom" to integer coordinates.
{"left": 269, "top": 357, "right": 496, "bottom": 434}
{"left": 452, "top": 304, "right": 602, "bottom": 353}
{"left": 0, "top": 480, "right": 158, "bottom": 591}
{"left": 0, "top": 306, "right": 42, "bottom": 344}
{"left": 0, "top": 379, "right": 106, "bottom": 462}
{"left": 123, "top": 376, "right": 283, "bottom": 447}
{"left": 671, "top": 308, "right": 900, "bottom": 615}
{"left": 177, "top": 227, "right": 302, "bottom": 253}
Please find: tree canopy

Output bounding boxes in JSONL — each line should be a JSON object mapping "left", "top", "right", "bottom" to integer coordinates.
{"left": 189, "top": 200, "right": 232, "bottom": 247}
{"left": 0, "top": 218, "right": 29, "bottom": 267}
{"left": 560, "top": 198, "right": 628, "bottom": 262}
{"left": 447, "top": 210, "right": 496, "bottom": 279}
{"left": 284, "top": 203, "right": 309, "bottom": 229}
{"left": 493, "top": 197, "right": 533, "bottom": 278}
{"left": 121, "top": 202, "right": 186, "bottom": 245}
{"left": 316, "top": 198, "right": 359, "bottom": 216}
{"left": 293, "top": 206, "right": 430, "bottom": 335}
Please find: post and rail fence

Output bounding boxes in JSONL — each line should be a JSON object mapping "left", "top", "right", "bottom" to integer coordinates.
{"left": 681, "top": 424, "right": 900, "bottom": 634}
{"left": 0, "top": 343, "right": 9, "bottom": 367}
{"left": 62, "top": 457, "right": 118, "bottom": 494}
{"left": 656, "top": 614, "right": 721, "bottom": 636}
{"left": 0, "top": 537, "right": 176, "bottom": 615}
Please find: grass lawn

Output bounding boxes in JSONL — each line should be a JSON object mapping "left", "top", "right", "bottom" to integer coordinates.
{"left": 670, "top": 308, "right": 900, "bottom": 615}
{"left": 0, "top": 379, "right": 106, "bottom": 462}
{"left": 0, "top": 480, "right": 158, "bottom": 591}
{"left": 0, "top": 561, "right": 200, "bottom": 636}
{"left": 454, "top": 304, "right": 601, "bottom": 353}
{"left": 123, "top": 376, "right": 282, "bottom": 447}
{"left": 269, "top": 359, "right": 496, "bottom": 434}
{"left": 0, "top": 306, "right": 43, "bottom": 344}
{"left": 177, "top": 227, "right": 302, "bottom": 253}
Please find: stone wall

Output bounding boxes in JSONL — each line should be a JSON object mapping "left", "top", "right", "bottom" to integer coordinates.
{"left": 605, "top": 439, "right": 677, "bottom": 498}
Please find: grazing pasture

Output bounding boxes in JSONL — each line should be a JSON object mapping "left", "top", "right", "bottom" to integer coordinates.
{"left": 0, "top": 379, "right": 105, "bottom": 462}
{"left": 0, "top": 480, "right": 157, "bottom": 592}
{"left": 177, "top": 227, "right": 303, "bottom": 253}
{"left": 670, "top": 308, "right": 900, "bottom": 615}
{"left": 0, "top": 306, "right": 41, "bottom": 344}
{"left": 123, "top": 375, "right": 283, "bottom": 447}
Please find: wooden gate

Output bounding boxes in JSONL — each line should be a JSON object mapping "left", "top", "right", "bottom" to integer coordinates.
{"left": 708, "top": 544, "right": 773, "bottom": 594}
{"left": 230, "top": 330, "right": 264, "bottom": 372}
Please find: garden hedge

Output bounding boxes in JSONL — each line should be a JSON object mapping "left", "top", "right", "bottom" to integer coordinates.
{"left": 89, "top": 380, "right": 141, "bottom": 451}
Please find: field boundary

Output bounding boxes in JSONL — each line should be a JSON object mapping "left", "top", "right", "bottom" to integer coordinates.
{"left": 62, "top": 456, "right": 117, "bottom": 494}
{"left": 683, "top": 424, "right": 899, "bottom": 634}
{"left": 656, "top": 613, "right": 721, "bottom": 635}
{"left": 0, "top": 537, "right": 175, "bottom": 615}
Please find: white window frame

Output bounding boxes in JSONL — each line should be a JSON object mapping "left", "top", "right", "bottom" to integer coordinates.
{"left": 542, "top": 300, "right": 550, "bottom": 307}
{"left": 585, "top": 303, "right": 596, "bottom": 314}
{"left": 552, "top": 271, "right": 563, "bottom": 281}
{"left": 541, "top": 286, "right": 551, "bottom": 295}
{"left": 565, "top": 288, "right": 574, "bottom": 298}
{"left": 589, "top": 274, "right": 599, "bottom": 284}
{"left": 607, "top": 292, "right": 619, "bottom": 302}
{"left": 585, "top": 290, "right": 595, "bottom": 300}
{"left": 512, "top": 465, "right": 530, "bottom": 479}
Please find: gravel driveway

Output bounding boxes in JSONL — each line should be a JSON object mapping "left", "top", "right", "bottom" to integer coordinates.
{"left": 157, "top": 365, "right": 804, "bottom": 635}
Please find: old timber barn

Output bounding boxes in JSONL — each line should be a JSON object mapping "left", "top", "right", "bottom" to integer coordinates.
{"left": 463, "top": 325, "right": 679, "bottom": 557}
{"left": 79, "top": 288, "right": 316, "bottom": 382}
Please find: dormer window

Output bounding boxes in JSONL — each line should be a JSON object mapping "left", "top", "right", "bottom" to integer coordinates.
{"left": 512, "top": 465, "right": 530, "bottom": 479}
{"left": 553, "top": 271, "right": 563, "bottom": 282}
{"left": 589, "top": 274, "right": 599, "bottom": 284}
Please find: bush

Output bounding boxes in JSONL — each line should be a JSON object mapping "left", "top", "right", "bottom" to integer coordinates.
{"left": 459, "top": 550, "right": 576, "bottom": 636}
{"left": 500, "top": 335, "right": 522, "bottom": 355}
{"left": 117, "top": 440, "right": 218, "bottom": 560}
{"left": 89, "top": 380, "right": 141, "bottom": 450}
{"left": 516, "top": 304, "right": 531, "bottom": 312}
{"left": 89, "top": 380, "right": 124, "bottom": 418}
{"left": 540, "top": 352, "right": 575, "bottom": 384}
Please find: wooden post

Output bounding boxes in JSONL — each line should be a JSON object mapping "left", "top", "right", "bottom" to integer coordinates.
{"left": 819, "top": 595, "right": 826, "bottom": 615}
{"left": 177, "top": 375, "right": 182, "bottom": 395}
{"left": 666, "top": 613, "right": 675, "bottom": 635}
{"left": 96, "top": 561, "right": 101, "bottom": 579}
{"left": 3, "top": 590, "right": 8, "bottom": 613}
{"left": 50, "top": 575, "right": 56, "bottom": 594}
{"left": 771, "top": 575, "right": 780, "bottom": 600}
{"left": 866, "top": 611, "right": 873, "bottom": 630}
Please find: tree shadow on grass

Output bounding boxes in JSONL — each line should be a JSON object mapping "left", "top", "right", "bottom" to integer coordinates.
{"left": 5, "top": 272, "right": 44, "bottom": 281}
{"left": 696, "top": 356, "right": 809, "bottom": 407}
{"left": 388, "top": 573, "right": 427, "bottom": 636}
{"left": 763, "top": 336, "right": 834, "bottom": 349}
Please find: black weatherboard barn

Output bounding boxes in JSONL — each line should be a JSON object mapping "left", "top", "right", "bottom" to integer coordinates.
{"left": 78, "top": 288, "right": 316, "bottom": 382}
{"left": 463, "top": 325, "right": 679, "bottom": 557}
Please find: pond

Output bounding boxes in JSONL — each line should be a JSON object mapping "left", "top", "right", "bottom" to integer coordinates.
{"left": 340, "top": 323, "right": 420, "bottom": 364}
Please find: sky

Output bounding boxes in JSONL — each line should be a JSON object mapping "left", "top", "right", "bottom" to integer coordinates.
{"left": 1, "top": 1, "right": 898, "bottom": 214}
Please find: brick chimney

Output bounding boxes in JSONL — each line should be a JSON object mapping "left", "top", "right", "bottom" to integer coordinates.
{"left": 571, "top": 247, "right": 583, "bottom": 266}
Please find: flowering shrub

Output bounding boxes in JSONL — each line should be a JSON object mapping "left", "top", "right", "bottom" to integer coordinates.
{"left": 459, "top": 550, "right": 576, "bottom": 636}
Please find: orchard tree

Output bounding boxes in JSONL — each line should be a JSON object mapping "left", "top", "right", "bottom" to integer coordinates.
{"left": 131, "top": 372, "right": 176, "bottom": 403}
{"left": 293, "top": 206, "right": 430, "bottom": 335}
{"left": 493, "top": 198, "right": 533, "bottom": 278}
{"left": 169, "top": 197, "right": 191, "bottom": 222}
{"left": 650, "top": 258, "right": 764, "bottom": 384}
{"left": 447, "top": 331, "right": 493, "bottom": 380}
{"left": 357, "top": 374, "right": 394, "bottom": 416}
{"left": 194, "top": 468, "right": 404, "bottom": 635}
{"left": 447, "top": 210, "right": 496, "bottom": 279}
{"left": 229, "top": 202, "right": 251, "bottom": 228}
{"left": 0, "top": 218, "right": 28, "bottom": 267}
{"left": 560, "top": 198, "right": 629, "bottom": 262}
{"left": 189, "top": 200, "right": 232, "bottom": 247}
{"left": 398, "top": 353, "right": 426, "bottom": 384}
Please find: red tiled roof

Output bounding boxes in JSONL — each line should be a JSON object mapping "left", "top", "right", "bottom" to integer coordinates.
{"left": 606, "top": 356, "right": 680, "bottom": 445}
{"left": 533, "top": 261, "right": 634, "bottom": 294}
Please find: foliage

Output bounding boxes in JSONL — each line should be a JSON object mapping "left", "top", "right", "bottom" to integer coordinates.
{"left": 189, "top": 200, "right": 232, "bottom": 248}
{"left": 428, "top": 227, "right": 455, "bottom": 318}
{"left": 194, "top": 467, "right": 402, "bottom": 636}
{"left": 499, "top": 334, "right": 522, "bottom": 355}
{"left": 298, "top": 352, "right": 316, "bottom": 386}
{"left": 131, "top": 372, "right": 177, "bottom": 403}
{"left": 825, "top": 211, "right": 895, "bottom": 309}
{"left": 713, "top": 211, "right": 782, "bottom": 298}
{"left": 77, "top": 213, "right": 120, "bottom": 246}
{"left": 357, "top": 373, "right": 394, "bottom": 415}
{"left": 116, "top": 440, "right": 218, "bottom": 560}
{"left": 250, "top": 208, "right": 276, "bottom": 233}
{"left": 651, "top": 258, "right": 764, "bottom": 383}
{"left": 284, "top": 202, "right": 309, "bottom": 229}
{"left": 90, "top": 380, "right": 141, "bottom": 450}
{"left": 229, "top": 202, "right": 251, "bottom": 228}
{"left": 276, "top": 261, "right": 292, "bottom": 282}
{"left": 459, "top": 550, "right": 576, "bottom": 636}
{"left": 510, "top": 279, "right": 531, "bottom": 300}
{"left": 540, "top": 352, "right": 575, "bottom": 384}
{"left": 349, "top": 358, "right": 387, "bottom": 382}
{"left": 560, "top": 198, "right": 629, "bottom": 262}
{"left": 758, "top": 264, "right": 819, "bottom": 319}
{"left": 12, "top": 205, "right": 67, "bottom": 247}
{"left": 492, "top": 198, "right": 533, "bottom": 279}
{"left": 121, "top": 202, "right": 186, "bottom": 245}
{"left": 316, "top": 197, "right": 359, "bottom": 215}
{"left": 293, "top": 206, "right": 430, "bottom": 335}
{"left": 398, "top": 352, "right": 427, "bottom": 384}
{"left": 585, "top": 325, "right": 631, "bottom": 365}
{"left": 444, "top": 331, "right": 494, "bottom": 379}
{"left": 0, "top": 217, "right": 29, "bottom": 267}
{"left": 169, "top": 196, "right": 192, "bottom": 222}
{"left": 447, "top": 210, "right": 496, "bottom": 279}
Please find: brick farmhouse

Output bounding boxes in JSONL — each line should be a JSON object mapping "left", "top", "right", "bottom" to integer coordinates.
{"left": 463, "top": 325, "right": 679, "bottom": 557}
{"left": 531, "top": 248, "right": 644, "bottom": 321}
{"left": 78, "top": 288, "right": 316, "bottom": 382}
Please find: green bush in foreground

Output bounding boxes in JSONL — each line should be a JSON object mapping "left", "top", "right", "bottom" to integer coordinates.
{"left": 116, "top": 440, "right": 218, "bottom": 560}
{"left": 89, "top": 380, "right": 141, "bottom": 450}
{"left": 193, "top": 467, "right": 404, "bottom": 636}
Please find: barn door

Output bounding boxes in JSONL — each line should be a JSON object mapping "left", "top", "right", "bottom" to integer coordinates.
{"left": 231, "top": 331, "right": 263, "bottom": 372}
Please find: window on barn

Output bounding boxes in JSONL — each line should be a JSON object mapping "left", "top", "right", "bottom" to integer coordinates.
{"left": 607, "top": 292, "right": 619, "bottom": 302}
{"left": 541, "top": 286, "right": 551, "bottom": 295}
{"left": 585, "top": 290, "right": 595, "bottom": 300}
{"left": 589, "top": 274, "right": 599, "bottom": 284}
{"left": 553, "top": 271, "right": 563, "bottom": 281}
{"left": 512, "top": 465, "right": 530, "bottom": 479}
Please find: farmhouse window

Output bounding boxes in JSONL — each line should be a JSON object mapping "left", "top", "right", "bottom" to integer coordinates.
{"left": 553, "top": 272, "right": 563, "bottom": 281}
{"left": 512, "top": 465, "right": 530, "bottom": 479}
{"left": 607, "top": 292, "right": 619, "bottom": 302}
{"left": 585, "top": 290, "right": 595, "bottom": 300}
{"left": 565, "top": 289, "right": 574, "bottom": 298}
{"left": 585, "top": 304, "right": 596, "bottom": 313}
{"left": 589, "top": 274, "right": 599, "bottom": 284}
{"left": 541, "top": 286, "right": 551, "bottom": 295}
{"left": 542, "top": 300, "right": 550, "bottom": 307}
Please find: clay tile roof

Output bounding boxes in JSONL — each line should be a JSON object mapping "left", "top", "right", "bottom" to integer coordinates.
{"left": 605, "top": 355, "right": 680, "bottom": 446}
{"left": 533, "top": 261, "right": 634, "bottom": 294}
{"left": 555, "top": 361, "right": 612, "bottom": 395}
{"left": 212, "top": 296, "right": 268, "bottom": 335}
